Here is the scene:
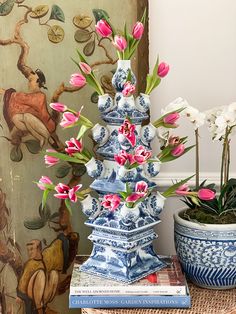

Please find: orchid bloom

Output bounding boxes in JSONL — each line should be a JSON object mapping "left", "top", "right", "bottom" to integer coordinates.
{"left": 102, "top": 194, "right": 121, "bottom": 211}
{"left": 134, "top": 145, "right": 152, "bottom": 164}
{"left": 60, "top": 112, "right": 80, "bottom": 128}
{"left": 44, "top": 149, "right": 59, "bottom": 167}
{"left": 37, "top": 176, "right": 53, "bottom": 191}
{"left": 118, "top": 119, "right": 136, "bottom": 147}
{"left": 65, "top": 138, "right": 83, "bottom": 156}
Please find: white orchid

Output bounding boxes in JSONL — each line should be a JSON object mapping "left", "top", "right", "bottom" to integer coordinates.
{"left": 161, "top": 97, "right": 189, "bottom": 115}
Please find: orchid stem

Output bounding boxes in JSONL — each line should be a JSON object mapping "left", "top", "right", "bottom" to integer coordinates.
{"left": 195, "top": 129, "right": 200, "bottom": 189}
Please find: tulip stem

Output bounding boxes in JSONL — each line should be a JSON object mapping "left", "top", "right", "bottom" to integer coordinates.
{"left": 195, "top": 129, "right": 200, "bottom": 189}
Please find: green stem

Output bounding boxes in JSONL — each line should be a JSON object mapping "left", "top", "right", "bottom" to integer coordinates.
{"left": 195, "top": 129, "right": 200, "bottom": 189}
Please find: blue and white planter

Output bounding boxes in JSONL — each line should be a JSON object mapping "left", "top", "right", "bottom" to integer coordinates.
{"left": 174, "top": 209, "right": 236, "bottom": 289}
{"left": 119, "top": 203, "right": 140, "bottom": 225}
{"left": 81, "top": 195, "right": 101, "bottom": 219}
{"left": 135, "top": 93, "right": 151, "bottom": 113}
{"left": 143, "top": 158, "right": 161, "bottom": 178}
{"left": 117, "top": 95, "right": 135, "bottom": 112}
{"left": 147, "top": 192, "right": 166, "bottom": 217}
{"left": 112, "top": 60, "right": 136, "bottom": 92}
{"left": 117, "top": 166, "right": 136, "bottom": 183}
{"left": 91, "top": 123, "right": 109, "bottom": 145}
{"left": 85, "top": 158, "right": 105, "bottom": 179}
{"left": 140, "top": 123, "right": 156, "bottom": 144}
{"left": 98, "top": 94, "right": 114, "bottom": 113}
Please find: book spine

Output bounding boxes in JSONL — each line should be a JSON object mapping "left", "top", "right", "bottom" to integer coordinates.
{"left": 69, "top": 295, "right": 191, "bottom": 309}
{"left": 69, "top": 285, "right": 186, "bottom": 296}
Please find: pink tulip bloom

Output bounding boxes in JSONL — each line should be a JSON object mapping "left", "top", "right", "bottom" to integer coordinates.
{"left": 134, "top": 145, "right": 152, "bottom": 164}
{"left": 171, "top": 144, "right": 185, "bottom": 157}
{"left": 68, "top": 184, "right": 82, "bottom": 203}
{"left": 44, "top": 149, "right": 59, "bottom": 167}
{"left": 175, "top": 184, "right": 190, "bottom": 196}
{"left": 114, "top": 150, "right": 135, "bottom": 166}
{"left": 50, "top": 102, "right": 67, "bottom": 112}
{"left": 54, "top": 183, "right": 70, "bottom": 200}
{"left": 65, "top": 138, "right": 83, "bottom": 156}
{"left": 102, "top": 194, "right": 121, "bottom": 211}
{"left": 126, "top": 193, "right": 141, "bottom": 203}
{"left": 163, "top": 112, "right": 180, "bottom": 125}
{"left": 135, "top": 181, "right": 148, "bottom": 197}
{"left": 113, "top": 35, "right": 127, "bottom": 52}
{"left": 37, "top": 176, "right": 53, "bottom": 190}
{"left": 122, "top": 81, "right": 136, "bottom": 97}
{"left": 168, "top": 135, "right": 181, "bottom": 146}
{"left": 132, "top": 22, "right": 144, "bottom": 40}
{"left": 118, "top": 119, "right": 136, "bottom": 147}
{"left": 198, "top": 189, "right": 216, "bottom": 201}
{"left": 60, "top": 112, "right": 80, "bottom": 128}
{"left": 79, "top": 62, "right": 92, "bottom": 75}
{"left": 69, "top": 73, "right": 87, "bottom": 87}
{"left": 95, "top": 19, "right": 113, "bottom": 37}
{"left": 157, "top": 62, "right": 170, "bottom": 78}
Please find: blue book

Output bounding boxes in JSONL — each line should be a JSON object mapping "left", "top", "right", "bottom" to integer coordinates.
{"left": 69, "top": 293, "right": 191, "bottom": 309}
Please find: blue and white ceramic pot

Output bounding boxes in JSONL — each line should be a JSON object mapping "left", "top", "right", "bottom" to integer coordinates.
{"left": 112, "top": 60, "right": 136, "bottom": 92}
{"left": 119, "top": 203, "right": 140, "bottom": 225}
{"left": 143, "top": 158, "right": 161, "bottom": 178}
{"left": 81, "top": 195, "right": 101, "bottom": 219}
{"left": 140, "top": 123, "right": 157, "bottom": 144}
{"left": 85, "top": 157, "right": 105, "bottom": 179}
{"left": 147, "top": 191, "right": 166, "bottom": 217}
{"left": 135, "top": 93, "right": 151, "bottom": 112}
{"left": 98, "top": 94, "right": 114, "bottom": 113}
{"left": 117, "top": 95, "right": 135, "bottom": 112}
{"left": 91, "top": 123, "right": 109, "bottom": 145}
{"left": 174, "top": 209, "right": 236, "bottom": 289}
{"left": 117, "top": 166, "right": 136, "bottom": 182}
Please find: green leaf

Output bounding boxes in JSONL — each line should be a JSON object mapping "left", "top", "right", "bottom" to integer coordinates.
{"left": 72, "top": 164, "right": 86, "bottom": 177}
{"left": 92, "top": 9, "right": 110, "bottom": 23}
{"left": 56, "top": 164, "right": 71, "bottom": 178}
{"left": 45, "top": 151, "right": 85, "bottom": 164}
{"left": 65, "top": 199, "right": 72, "bottom": 215}
{"left": 42, "top": 189, "right": 50, "bottom": 209}
{"left": 49, "top": 4, "right": 65, "bottom": 22}
{"left": 24, "top": 140, "right": 41, "bottom": 154}
{"left": 39, "top": 204, "right": 51, "bottom": 220}
{"left": 24, "top": 217, "right": 46, "bottom": 230}
{"left": 0, "top": 0, "right": 14, "bottom": 16}
{"left": 74, "top": 29, "right": 92, "bottom": 43}
{"left": 163, "top": 175, "right": 195, "bottom": 198}
{"left": 83, "top": 40, "right": 95, "bottom": 56}
{"left": 76, "top": 124, "right": 90, "bottom": 140}
{"left": 50, "top": 212, "right": 60, "bottom": 220}
{"left": 10, "top": 146, "right": 23, "bottom": 162}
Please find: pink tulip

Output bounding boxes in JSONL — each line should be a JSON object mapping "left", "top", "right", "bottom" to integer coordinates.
{"left": 113, "top": 35, "right": 127, "bottom": 52}
{"left": 50, "top": 102, "right": 67, "bottom": 112}
{"left": 158, "top": 62, "right": 170, "bottom": 78}
{"left": 114, "top": 150, "right": 135, "bottom": 166}
{"left": 54, "top": 183, "right": 70, "bottom": 200}
{"left": 69, "top": 73, "right": 87, "bottom": 87}
{"left": 65, "top": 138, "right": 83, "bottom": 156}
{"left": 118, "top": 119, "right": 136, "bottom": 147}
{"left": 163, "top": 112, "right": 180, "bottom": 125}
{"left": 175, "top": 184, "right": 190, "bottom": 196}
{"left": 132, "top": 22, "right": 144, "bottom": 40}
{"left": 68, "top": 184, "right": 82, "bottom": 203}
{"left": 79, "top": 62, "right": 92, "bottom": 75}
{"left": 171, "top": 144, "right": 185, "bottom": 157}
{"left": 44, "top": 149, "right": 59, "bottom": 167}
{"left": 60, "top": 112, "right": 80, "bottom": 128}
{"left": 126, "top": 193, "right": 141, "bottom": 203}
{"left": 134, "top": 145, "right": 152, "bottom": 164}
{"left": 122, "top": 81, "right": 136, "bottom": 97}
{"left": 37, "top": 176, "right": 53, "bottom": 190}
{"left": 102, "top": 194, "right": 121, "bottom": 211}
{"left": 95, "top": 19, "right": 113, "bottom": 37}
{"left": 198, "top": 189, "right": 216, "bottom": 201}
{"left": 168, "top": 136, "right": 181, "bottom": 146}
{"left": 135, "top": 181, "right": 148, "bottom": 197}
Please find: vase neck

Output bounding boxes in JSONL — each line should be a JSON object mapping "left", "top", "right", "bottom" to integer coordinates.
{"left": 117, "top": 60, "right": 131, "bottom": 69}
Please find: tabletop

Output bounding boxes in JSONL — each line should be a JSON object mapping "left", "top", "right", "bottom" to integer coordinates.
{"left": 81, "top": 283, "right": 236, "bottom": 314}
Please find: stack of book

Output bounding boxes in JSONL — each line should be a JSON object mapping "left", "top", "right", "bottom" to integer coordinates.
{"left": 69, "top": 255, "right": 191, "bottom": 309}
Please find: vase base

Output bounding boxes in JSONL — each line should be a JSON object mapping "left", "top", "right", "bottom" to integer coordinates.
{"left": 80, "top": 244, "right": 165, "bottom": 283}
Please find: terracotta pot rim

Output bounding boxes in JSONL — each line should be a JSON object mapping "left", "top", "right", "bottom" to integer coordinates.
{"left": 174, "top": 208, "right": 236, "bottom": 231}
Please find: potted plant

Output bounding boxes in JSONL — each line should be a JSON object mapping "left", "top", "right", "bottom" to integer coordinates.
{"left": 170, "top": 102, "right": 236, "bottom": 289}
